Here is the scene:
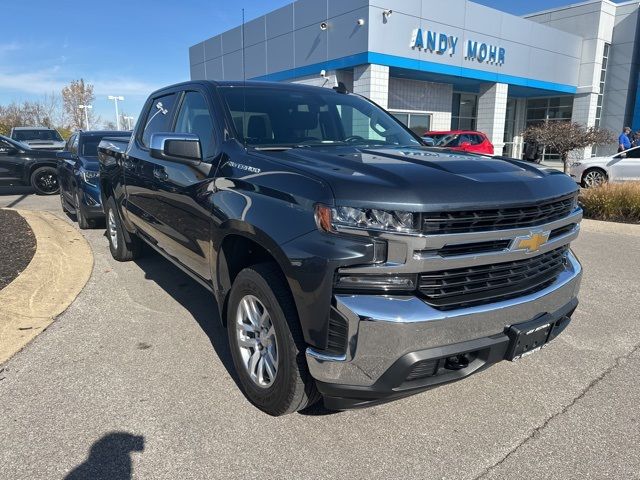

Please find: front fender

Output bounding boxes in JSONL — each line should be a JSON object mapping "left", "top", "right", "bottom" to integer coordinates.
{"left": 214, "top": 220, "right": 377, "bottom": 350}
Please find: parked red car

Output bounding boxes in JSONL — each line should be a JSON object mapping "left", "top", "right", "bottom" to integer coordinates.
{"left": 423, "top": 130, "right": 495, "bottom": 155}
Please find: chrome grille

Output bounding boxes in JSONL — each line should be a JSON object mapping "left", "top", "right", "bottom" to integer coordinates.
{"left": 421, "top": 195, "right": 576, "bottom": 235}
{"left": 418, "top": 246, "right": 569, "bottom": 310}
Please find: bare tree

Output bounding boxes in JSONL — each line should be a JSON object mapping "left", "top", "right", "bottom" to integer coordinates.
{"left": 62, "top": 79, "right": 95, "bottom": 130}
{"left": 522, "top": 122, "right": 615, "bottom": 172}
{"left": 0, "top": 94, "right": 67, "bottom": 136}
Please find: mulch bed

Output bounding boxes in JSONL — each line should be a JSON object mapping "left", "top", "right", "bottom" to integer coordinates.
{"left": 0, "top": 209, "right": 36, "bottom": 290}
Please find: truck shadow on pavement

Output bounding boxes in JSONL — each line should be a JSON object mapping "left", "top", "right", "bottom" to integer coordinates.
{"left": 132, "top": 250, "right": 243, "bottom": 393}
{"left": 132, "top": 248, "right": 336, "bottom": 416}
{"left": 65, "top": 432, "right": 144, "bottom": 480}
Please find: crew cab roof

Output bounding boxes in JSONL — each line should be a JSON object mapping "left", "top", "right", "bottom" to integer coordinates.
{"left": 147, "top": 80, "right": 346, "bottom": 97}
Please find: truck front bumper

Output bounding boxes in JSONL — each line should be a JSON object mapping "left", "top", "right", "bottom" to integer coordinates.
{"left": 306, "top": 251, "right": 582, "bottom": 410}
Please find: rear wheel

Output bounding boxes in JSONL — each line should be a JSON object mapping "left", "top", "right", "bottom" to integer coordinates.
{"left": 60, "top": 191, "right": 69, "bottom": 213}
{"left": 582, "top": 168, "right": 607, "bottom": 188}
{"left": 227, "top": 263, "right": 320, "bottom": 416}
{"left": 75, "top": 192, "right": 91, "bottom": 230}
{"left": 105, "top": 197, "right": 143, "bottom": 262}
{"left": 30, "top": 166, "right": 59, "bottom": 195}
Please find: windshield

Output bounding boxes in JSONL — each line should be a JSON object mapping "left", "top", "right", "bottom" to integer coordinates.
{"left": 219, "top": 86, "right": 421, "bottom": 149}
{"left": 13, "top": 129, "right": 63, "bottom": 142}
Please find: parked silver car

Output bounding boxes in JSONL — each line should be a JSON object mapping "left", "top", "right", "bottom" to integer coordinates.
{"left": 10, "top": 127, "right": 65, "bottom": 151}
{"left": 569, "top": 147, "right": 640, "bottom": 187}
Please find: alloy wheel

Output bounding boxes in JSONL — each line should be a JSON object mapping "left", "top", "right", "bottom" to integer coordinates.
{"left": 235, "top": 295, "right": 278, "bottom": 388}
{"left": 35, "top": 171, "right": 58, "bottom": 194}
{"left": 108, "top": 209, "right": 118, "bottom": 250}
{"left": 584, "top": 170, "right": 606, "bottom": 188}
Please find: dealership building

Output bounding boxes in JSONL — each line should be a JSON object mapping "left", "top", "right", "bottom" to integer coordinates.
{"left": 190, "top": 0, "right": 640, "bottom": 158}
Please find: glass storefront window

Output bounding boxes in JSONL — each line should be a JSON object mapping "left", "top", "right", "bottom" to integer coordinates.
{"left": 525, "top": 96, "right": 574, "bottom": 161}
{"left": 390, "top": 111, "right": 431, "bottom": 135}
{"left": 451, "top": 93, "right": 478, "bottom": 130}
{"left": 594, "top": 43, "right": 610, "bottom": 129}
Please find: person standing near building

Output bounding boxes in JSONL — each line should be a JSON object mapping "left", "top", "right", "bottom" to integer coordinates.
{"left": 619, "top": 127, "right": 632, "bottom": 152}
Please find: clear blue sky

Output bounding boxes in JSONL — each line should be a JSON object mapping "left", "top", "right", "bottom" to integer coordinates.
{"left": 0, "top": 0, "right": 614, "bottom": 126}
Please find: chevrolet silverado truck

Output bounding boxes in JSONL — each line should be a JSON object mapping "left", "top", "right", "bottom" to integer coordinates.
{"left": 98, "top": 81, "right": 582, "bottom": 416}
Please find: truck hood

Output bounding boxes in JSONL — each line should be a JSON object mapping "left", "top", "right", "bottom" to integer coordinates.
{"left": 258, "top": 145, "right": 578, "bottom": 210}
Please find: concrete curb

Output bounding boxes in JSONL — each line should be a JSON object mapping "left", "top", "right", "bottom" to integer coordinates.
{"left": 581, "top": 218, "right": 640, "bottom": 237}
{"left": 0, "top": 210, "right": 93, "bottom": 365}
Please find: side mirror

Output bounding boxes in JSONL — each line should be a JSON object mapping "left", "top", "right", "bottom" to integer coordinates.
{"left": 460, "top": 141, "right": 471, "bottom": 149}
{"left": 0, "top": 147, "right": 18, "bottom": 155}
{"left": 150, "top": 133, "right": 202, "bottom": 163}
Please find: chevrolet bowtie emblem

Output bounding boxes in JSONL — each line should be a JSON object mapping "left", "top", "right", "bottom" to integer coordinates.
{"left": 512, "top": 231, "right": 550, "bottom": 253}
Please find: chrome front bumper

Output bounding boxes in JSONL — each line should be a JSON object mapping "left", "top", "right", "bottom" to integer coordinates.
{"left": 306, "top": 250, "right": 582, "bottom": 387}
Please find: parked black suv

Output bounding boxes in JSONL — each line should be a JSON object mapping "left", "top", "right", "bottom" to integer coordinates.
{"left": 0, "top": 134, "right": 59, "bottom": 194}
{"left": 99, "top": 81, "right": 582, "bottom": 415}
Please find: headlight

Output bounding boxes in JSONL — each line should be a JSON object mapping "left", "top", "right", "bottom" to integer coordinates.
{"left": 315, "top": 205, "right": 418, "bottom": 233}
{"left": 81, "top": 170, "right": 100, "bottom": 186}
{"left": 570, "top": 162, "right": 582, "bottom": 167}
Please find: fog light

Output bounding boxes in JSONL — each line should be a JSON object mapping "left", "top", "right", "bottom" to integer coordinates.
{"left": 335, "top": 274, "right": 416, "bottom": 291}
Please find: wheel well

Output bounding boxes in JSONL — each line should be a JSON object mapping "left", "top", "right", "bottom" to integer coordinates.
{"left": 29, "top": 162, "right": 57, "bottom": 178}
{"left": 219, "top": 235, "right": 287, "bottom": 326}
{"left": 582, "top": 167, "right": 607, "bottom": 178}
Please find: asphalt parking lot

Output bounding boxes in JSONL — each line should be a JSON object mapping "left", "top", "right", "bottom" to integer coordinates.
{"left": 1, "top": 188, "right": 639, "bottom": 480}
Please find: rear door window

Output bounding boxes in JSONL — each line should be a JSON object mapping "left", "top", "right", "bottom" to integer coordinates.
{"left": 140, "top": 93, "right": 178, "bottom": 147}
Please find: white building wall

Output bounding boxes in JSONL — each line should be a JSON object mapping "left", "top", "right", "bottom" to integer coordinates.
{"left": 387, "top": 78, "right": 453, "bottom": 131}
{"left": 353, "top": 64, "right": 389, "bottom": 109}
{"left": 476, "top": 83, "right": 509, "bottom": 155}
{"left": 527, "top": 1, "right": 619, "bottom": 158}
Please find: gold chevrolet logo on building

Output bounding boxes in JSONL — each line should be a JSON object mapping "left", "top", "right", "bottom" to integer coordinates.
{"left": 512, "top": 231, "right": 551, "bottom": 253}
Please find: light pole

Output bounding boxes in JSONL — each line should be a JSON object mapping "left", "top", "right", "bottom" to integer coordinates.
{"left": 124, "top": 116, "right": 134, "bottom": 130}
{"left": 108, "top": 95, "right": 124, "bottom": 130}
{"left": 78, "top": 104, "right": 92, "bottom": 130}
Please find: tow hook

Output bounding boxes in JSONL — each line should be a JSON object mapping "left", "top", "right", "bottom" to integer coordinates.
{"left": 444, "top": 355, "right": 470, "bottom": 371}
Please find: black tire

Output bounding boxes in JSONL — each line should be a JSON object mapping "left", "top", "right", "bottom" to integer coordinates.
{"left": 582, "top": 168, "right": 608, "bottom": 188}
{"left": 105, "top": 197, "right": 143, "bottom": 262}
{"left": 227, "top": 263, "right": 320, "bottom": 416}
{"left": 75, "top": 192, "right": 91, "bottom": 230}
{"left": 30, "top": 166, "right": 59, "bottom": 195}
{"left": 60, "top": 191, "right": 69, "bottom": 213}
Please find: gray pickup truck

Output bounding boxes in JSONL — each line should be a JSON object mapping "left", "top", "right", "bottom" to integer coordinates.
{"left": 98, "top": 80, "right": 582, "bottom": 415}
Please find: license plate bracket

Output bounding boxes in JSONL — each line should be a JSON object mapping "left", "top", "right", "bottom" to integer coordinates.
{"left": 505, "top": 315, "right": 553, "bottom": 361}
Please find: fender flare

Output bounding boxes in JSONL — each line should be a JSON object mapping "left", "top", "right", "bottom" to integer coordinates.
{"left": 212, "top": 219, "right": 306, "bottom": 324}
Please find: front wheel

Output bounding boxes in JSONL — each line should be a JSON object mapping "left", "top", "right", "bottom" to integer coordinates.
{"left": 30, "top": 166, "right": 59, "bottom": 195}
{"left": 582, "top": 168, "right": 607, "bottom": 188}
{"left": 227, "top": 263, "right": 320, "bottom": 416}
